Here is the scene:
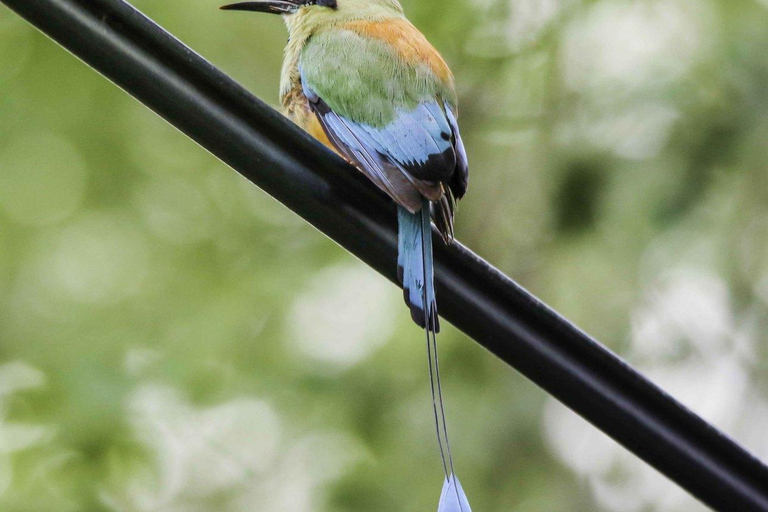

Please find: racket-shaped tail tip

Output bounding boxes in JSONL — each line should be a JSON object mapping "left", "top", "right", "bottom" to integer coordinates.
{"left": 438, "top": 474, "right": 472, "bottom": 512}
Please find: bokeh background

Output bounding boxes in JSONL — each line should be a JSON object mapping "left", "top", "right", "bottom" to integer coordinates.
{"left": 2, "top": 0, "right": 768, "bottom": 510}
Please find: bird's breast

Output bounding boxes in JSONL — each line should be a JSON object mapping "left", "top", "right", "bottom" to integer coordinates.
{"left": 280, "top": 31, "right": 334, "bottom": 151}
{"left": 283, "top": 85, "right": 334, "bottom": 150}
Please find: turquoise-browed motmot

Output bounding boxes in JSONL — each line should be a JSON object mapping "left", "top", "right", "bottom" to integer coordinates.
{"left": 222, "top": 0, "right": 470, "bottom": 509}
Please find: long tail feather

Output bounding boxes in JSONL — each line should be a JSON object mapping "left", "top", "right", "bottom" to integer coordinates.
{"left": 397, "top": 200, "right": 470, "bottom": 512}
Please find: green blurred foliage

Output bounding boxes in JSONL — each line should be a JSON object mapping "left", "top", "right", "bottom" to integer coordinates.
{"left": 1, "top": 0, "right": 768, "bottom": 511}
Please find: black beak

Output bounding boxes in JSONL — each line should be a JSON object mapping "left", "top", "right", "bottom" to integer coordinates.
{"left": 220, "top": 1, "right": 299, "bottom": 15}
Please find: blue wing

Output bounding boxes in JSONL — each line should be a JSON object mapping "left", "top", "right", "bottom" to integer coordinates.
{"left": 301, "top": 73, "right": 467, "bottom": 238}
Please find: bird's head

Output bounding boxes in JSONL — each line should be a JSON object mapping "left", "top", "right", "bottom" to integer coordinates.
{"left": 221, "top": 0, "right": 405, "bottom": 32}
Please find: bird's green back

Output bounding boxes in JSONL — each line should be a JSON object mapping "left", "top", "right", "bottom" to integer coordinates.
{"left": 299, "top": 27, "right": 456, "bottom": 128}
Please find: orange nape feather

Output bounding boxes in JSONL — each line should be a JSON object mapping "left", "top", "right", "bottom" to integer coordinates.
{"left": 343, "top": 19, "right": 454, "bottom": 85}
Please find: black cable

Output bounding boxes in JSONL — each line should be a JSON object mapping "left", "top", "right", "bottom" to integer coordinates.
{"left": 2, "top": 0, "right": 768, "bottom": 509}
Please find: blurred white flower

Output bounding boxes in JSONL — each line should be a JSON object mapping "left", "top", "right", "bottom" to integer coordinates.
{"left": 123, "top": 385, "right": 281, "bottom": 506}
{"left": 466, "top": 0, "right": 572, "bottom": 56}
{"left": 506, "top": 0, "right": 566, "bottom": 49}
{"left": 559, "top": 103, "right": 679, "bottom": 160}
{"left": 0, "top": 361, "right": 46, "bottom": 396}
{"left": 558, "top": 0, "right": 716, "bottom": 160}
{"left": 233, "top": 431, "right": 366, "bottom": 512}
{"left": 544, "top": 268, "right": 767, "bottom": 512}
{"left": 107, "top": 384, "right": 364, "bottom": 512}
{"left": 14, "top": 212, "right": 151, "bottom": 316}
{"left": 289, "top": 262, "right": 398, "bottom": 371}
{"left": 0, "top": 362, "right": 53, "bottom": 497}
{"left": 0, "top": 424, "right": 55, "bottom": 455}
{"left": 124, "top": 347, "right": 164, "bottom": 377}
{"left": 562, "top": 0, "right": 714, "bottom": 93}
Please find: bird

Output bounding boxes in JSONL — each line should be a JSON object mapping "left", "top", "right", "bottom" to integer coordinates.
{"left": 221, "top": 1, "right": 470, "bottom": 509}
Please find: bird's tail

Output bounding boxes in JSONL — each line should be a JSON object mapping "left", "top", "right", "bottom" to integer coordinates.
{"left": 397, "top": 200, "right": 440, "bottom": 333}
{"left": 398, "top": 201, "right": 471, "bottom": 512}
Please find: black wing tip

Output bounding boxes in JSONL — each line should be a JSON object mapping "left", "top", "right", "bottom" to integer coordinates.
{"left": 450, "top": 171, "right": 468, "bottom": 201}
{"left": 401, "top": 148, "right": 456, "bottom": 183}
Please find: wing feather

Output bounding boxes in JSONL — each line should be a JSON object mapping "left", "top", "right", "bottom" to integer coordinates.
{"left": 298, "top": 29, "right": 468, "bottom": 237}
